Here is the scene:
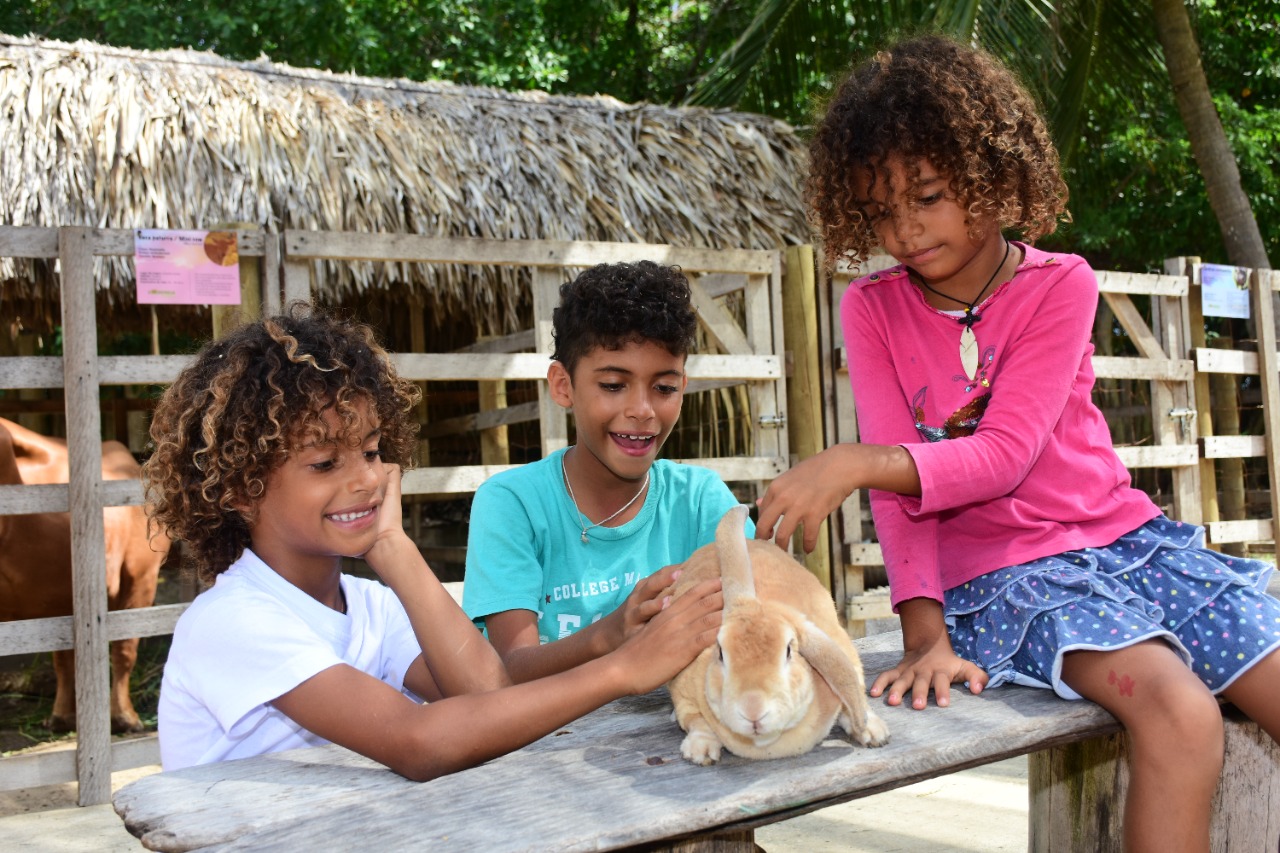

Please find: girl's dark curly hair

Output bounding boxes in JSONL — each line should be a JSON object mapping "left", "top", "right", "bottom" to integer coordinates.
{"left": 551, "top": 261, "right": 697, "bottom": 375}
{"left": 807, "top": 34, "right": 1069, "bottom": 270}
{"left": 142, "top": 304, "right": 421, "bottom": 583}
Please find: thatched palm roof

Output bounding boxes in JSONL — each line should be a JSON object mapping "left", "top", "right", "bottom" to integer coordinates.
{"left": 0, "top": 35, "right": 809, "bottom": 338}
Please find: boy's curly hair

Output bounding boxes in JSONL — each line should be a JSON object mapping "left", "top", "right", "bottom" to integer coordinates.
{"left": 143, "top": 304, "right": 421, "bottom": 583}
{"left": 807, "top": 34, "right": 1069, "bottom": 270}
{"left": 551, "top": 261, "right": 697, "bottom": 376}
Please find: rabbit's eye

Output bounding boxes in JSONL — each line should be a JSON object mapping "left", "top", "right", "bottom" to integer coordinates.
{"left": 717, "top": 645, "right": 724, "bottom": 663}
{"left": 786, "top": 641, "right": 794, "bottom": 661}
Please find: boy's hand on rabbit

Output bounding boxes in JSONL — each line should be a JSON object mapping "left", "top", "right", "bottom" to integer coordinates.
{"left": 755, "top": 448, "right": 853, "bottom": 552}
{"left": 870, "top": 635, "right": 989, "bottom": 710}
{"left": 601, "top": 565, "right": 684, "bottom": 652}
{"left": 611, "top": 578, "right": 723, "bottom": 695}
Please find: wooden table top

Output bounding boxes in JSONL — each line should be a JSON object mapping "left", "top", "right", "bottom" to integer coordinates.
{"left": 113, "top": 631, "right": 1121, "bottom": 852}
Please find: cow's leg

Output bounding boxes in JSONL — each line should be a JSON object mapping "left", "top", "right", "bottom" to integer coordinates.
{"left": 47, "top": 649, "right": 77, "bottom": 733}
{"left": 109, "top": 637, "right": 144, "bottom": 733}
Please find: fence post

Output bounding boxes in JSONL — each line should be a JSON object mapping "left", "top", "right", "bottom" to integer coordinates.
{"left": 781, "top": 245, "right": 830, "bottom": 590}
{"left": 533, "top": 267, "right": 568, "bottom": 455}
{"left": 58, "top": 226, "right": 112, "bottom": 805}
{"left": 1172, "top": 256, "right": 1223, "bottom": 544}
{"left": 1249, "top": 267, "right": 1280, "bottom": 537}
{"left": 211, "top": 223, "right": 262, "bottom": 338}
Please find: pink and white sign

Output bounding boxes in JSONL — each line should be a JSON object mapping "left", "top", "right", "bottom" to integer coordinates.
{"left": 135, "top": 229, "right": 242, "bottom": 305}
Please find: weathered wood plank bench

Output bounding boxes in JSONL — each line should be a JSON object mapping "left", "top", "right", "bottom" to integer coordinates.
{"left": 112, "top": 630, "right": 1279, "bottom": 851}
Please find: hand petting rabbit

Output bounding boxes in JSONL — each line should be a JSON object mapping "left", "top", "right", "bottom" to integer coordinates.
{"left": 666, "top": 505, "right": 890, "bottom": 765}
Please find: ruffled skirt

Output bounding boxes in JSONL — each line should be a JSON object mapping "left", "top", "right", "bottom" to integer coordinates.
{"left": 945, "top": 516, "right": 1280, "bottom": 699}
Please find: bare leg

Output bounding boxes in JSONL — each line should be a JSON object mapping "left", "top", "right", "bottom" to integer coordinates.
{"left": 1220, "top": 646, "right": 1280, "bottom": 743}
{"left": 1060, "top": 640, "right": 1223, "bottom": 853}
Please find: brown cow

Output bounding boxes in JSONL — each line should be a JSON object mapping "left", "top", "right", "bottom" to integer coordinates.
{"left": 0, "top": 417, "right": 169, "bottom": 734}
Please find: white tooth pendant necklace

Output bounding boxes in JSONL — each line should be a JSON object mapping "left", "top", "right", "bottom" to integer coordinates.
{"left": 912, "top": 239, "right": 1010, "bottom": 381}
{"left": 561, "top": 449, "right": 650, "bottom": 544}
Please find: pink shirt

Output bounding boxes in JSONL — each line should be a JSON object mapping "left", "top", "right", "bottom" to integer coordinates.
{"left": 841, "top": 243, "right": 1160, "bottom": 608}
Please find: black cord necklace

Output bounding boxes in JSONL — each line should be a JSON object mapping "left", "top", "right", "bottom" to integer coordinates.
{"left": 911, "top": 239, "right": 1010, "bottom": 380}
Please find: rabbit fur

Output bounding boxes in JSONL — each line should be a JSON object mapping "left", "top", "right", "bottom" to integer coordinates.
{"left": 667, "top": 505, "right": 889, "bottom": 765}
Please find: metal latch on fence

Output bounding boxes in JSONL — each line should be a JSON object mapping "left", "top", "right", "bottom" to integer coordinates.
{"left": 1168, "top": 407, "right": 1196, "bottom": 440}
{"left": 757, "top": 414, "right": 787, "bottom": 429}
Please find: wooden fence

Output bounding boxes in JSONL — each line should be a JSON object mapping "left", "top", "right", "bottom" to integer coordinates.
{"left": 1176, "top": 257, "right": 1280, "bottom": 546}
{"left": 0, "top": 225, "right": 790, "bottom": 804}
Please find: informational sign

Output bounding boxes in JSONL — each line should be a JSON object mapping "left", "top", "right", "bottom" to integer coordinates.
{"left": 1200, "top": 262, "right": 1250, "bottom": 320}
{"left": 134, "top": 229, "right": 242, "bottom": 305}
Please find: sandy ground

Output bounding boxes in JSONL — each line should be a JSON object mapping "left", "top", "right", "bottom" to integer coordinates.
{"left": 0, "top": 753, "right": 1029, "bottom": 852}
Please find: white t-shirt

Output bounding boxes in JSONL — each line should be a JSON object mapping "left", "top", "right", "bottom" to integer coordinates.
{"left": 158, "top": 548, "right": 422, "bottom": 770}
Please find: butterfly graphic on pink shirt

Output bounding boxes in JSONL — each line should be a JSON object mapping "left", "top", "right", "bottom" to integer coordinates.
{"left": 912, "top": 386, "right": 990, "bottom": 442}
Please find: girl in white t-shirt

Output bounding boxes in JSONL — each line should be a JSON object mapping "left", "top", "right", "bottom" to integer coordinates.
{"left": 144, "top": 303, "right": 722, "bottom": 778}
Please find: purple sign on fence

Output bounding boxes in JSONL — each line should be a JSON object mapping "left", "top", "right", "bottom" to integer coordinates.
{"left": 134, "top": 229, "right": 242, "bottom": 305}
{"left": 1200, "top": 262, "right": 1250, "bottom": 320}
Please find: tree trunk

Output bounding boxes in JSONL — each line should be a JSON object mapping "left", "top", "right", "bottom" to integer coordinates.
{"left": 1150, "top": 0, "right": 1271, "bottom": 270}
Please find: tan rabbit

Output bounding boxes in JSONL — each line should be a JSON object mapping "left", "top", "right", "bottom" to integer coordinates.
{"left": 667, "top": 505, "right": 890, "bottom": 764}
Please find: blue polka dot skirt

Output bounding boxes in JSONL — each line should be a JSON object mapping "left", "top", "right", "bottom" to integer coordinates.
{"left": 944, "top": 515, "right": 1280, "bottom": 700}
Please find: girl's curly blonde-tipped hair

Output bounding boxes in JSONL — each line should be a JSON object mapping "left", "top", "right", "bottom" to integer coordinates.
{"left": 143, "top": 304, "right": 421, "bottom": 583}
{"left": 807, "top": 34, "right": 1069, "bottom": 271}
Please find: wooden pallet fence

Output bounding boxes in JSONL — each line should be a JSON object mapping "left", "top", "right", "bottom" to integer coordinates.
{"left": 1183, "top": 259, "right": 1280, "bottom": 546}
{"left": 0, "top": 226, "right": 275, "bottom": 803}
{"left": 280, "top": 231, "right": 791, "bottom": 495}
{"left": 0, "top": 226, "right": 792, "bottom": 803}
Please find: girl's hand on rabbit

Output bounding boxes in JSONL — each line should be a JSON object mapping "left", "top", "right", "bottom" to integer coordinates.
{"left": 870, "top": 630, "right": 989, "bottom": 710}
{"left": 612, "top": 578, "right": 723, "bottom": 695}
{"left": 756, "top": 444, "right": 923, "bottom": 553}
{"left": 755, "top": 447, "right": 855, "bottom": 553}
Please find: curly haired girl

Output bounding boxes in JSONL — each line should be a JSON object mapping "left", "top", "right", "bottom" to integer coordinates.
{"left": 756, "top": 35, "right": 1280, "bottom": 850}
{"left": 145, "top": 304, "right": 722, "bottom": 778}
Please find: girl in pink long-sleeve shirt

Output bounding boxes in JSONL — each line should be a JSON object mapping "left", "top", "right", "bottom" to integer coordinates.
{"left": 756, "top": 35, "right": 1280, "bottom": 851}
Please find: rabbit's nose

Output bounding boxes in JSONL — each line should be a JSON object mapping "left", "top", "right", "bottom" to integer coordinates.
{"left": 736, "top": 697, "right": 771, "bottom": 731}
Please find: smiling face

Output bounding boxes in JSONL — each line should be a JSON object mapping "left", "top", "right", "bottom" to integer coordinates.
{"left": 856, "top": 155, "right": 1004, "bottom": 297}
{"left": 244, "top": 397, "right": 388, "bottom": 584}
{"left": 549, "top": 339, "right": 687, "bottom": 486}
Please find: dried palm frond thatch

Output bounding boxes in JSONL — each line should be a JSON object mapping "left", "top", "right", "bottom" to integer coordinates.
{"left": 0, "top": 35, "right": 809, "bottom": 338}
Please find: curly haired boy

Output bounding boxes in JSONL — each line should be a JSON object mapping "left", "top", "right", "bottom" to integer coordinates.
{"left": 463, "top": 261, "right": 753, "bottom": 682}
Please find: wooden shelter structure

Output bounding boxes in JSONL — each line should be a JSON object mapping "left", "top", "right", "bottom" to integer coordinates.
{"left": 0, "top": 34, "right": 810, "bottom": 339}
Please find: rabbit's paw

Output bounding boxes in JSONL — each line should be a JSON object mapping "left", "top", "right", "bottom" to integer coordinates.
{"left": 856, "top": 710, "right": 890, "bottom": 747}
{"left": 680, "top": 729, "right": 724, "bottom": 765}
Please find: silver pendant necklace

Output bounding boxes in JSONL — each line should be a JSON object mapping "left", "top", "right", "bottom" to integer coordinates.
{"left": 561, "top": 451, "right": 650, "bottom": 543}
{"left": 912, "top": 240, "right": 1010, "bottom": 381}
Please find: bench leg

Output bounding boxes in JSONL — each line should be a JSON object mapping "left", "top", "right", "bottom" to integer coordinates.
{"left": 1028, "top": 732, "right": 1127, "bottom": 852}
{"left": 1029, "top": 710, "right": 1280, "bottom": 851}
{"left": 626, "top": 829, "right": 758, "bottom": 852}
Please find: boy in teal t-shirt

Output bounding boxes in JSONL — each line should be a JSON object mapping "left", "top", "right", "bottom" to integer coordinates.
{"left": 463, "top": 261, "right": 752, "bottom": 683}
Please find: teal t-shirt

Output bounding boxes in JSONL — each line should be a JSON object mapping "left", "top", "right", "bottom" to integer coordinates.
{"left": 462, "top": 448, "right": 753, "bottom": 643}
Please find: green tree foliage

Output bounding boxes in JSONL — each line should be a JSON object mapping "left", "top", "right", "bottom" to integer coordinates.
{"left": 2, "top": 1, "right": 1274, "bottom": 271}
{"left": 1, "top": 1, "right": 571, "bottom": 89}
{"left": 1045, "top": 0, "right": 1279, "bottom": 270}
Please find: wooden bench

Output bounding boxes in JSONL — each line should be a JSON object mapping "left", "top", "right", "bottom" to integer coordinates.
{"left": 112, "top": 630, "right": 1279, "bottom": 852}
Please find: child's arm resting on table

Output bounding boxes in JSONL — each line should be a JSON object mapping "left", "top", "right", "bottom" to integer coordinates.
{"left": 270, "top": 576, "right": 723, "bottom": 782}
{"left": 363, "top": 465, "right": 509, "bottom": 700}
{"left": 869, "top": 597, "right": 988, "bottom": 710}
{"left": 484, "top": 564, "right": 683, "bottom": 683}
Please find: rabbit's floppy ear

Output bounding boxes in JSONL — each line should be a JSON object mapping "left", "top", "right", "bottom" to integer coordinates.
{"left": 797, "top": 619, "right": 866, "bottom": 714}
{"left": 715, "top": 505, "right": 754, "bottom": 605}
